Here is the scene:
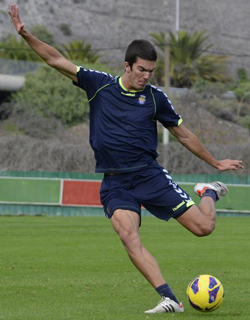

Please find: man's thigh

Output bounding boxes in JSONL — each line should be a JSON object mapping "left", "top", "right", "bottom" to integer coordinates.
{"left": 176, "top": 205, "right": 214, "bottom": 236}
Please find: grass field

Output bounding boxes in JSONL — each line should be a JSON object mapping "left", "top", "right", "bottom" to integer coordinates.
{"left": 0, "top": 216, "right": 249, "bottom": 320}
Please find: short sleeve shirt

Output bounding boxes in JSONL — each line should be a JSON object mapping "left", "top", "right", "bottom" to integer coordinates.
{"left": 74, "top": 67, "right": 182, "bottom": 173}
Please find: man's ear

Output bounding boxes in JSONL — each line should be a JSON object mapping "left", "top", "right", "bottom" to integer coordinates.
{"left": 124, "top": 61, "right": 131, "bottom": 73}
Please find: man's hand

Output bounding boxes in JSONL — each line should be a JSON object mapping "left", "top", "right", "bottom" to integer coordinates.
{"left": 216, "top": 159, "right": 244, "bottom": 171}
{"left": 168, "top": 124, "right": 244, "bottom": 172}
{"left": 8, "top": 3, "right": 78, "bottom": 82}
{"left": 8, "top": 4, "right": 25, "bottom": 34}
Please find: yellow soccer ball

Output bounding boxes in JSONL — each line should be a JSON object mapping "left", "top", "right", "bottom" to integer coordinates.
{"left": 186, "top": 275, "right": 224, "bottom": 312}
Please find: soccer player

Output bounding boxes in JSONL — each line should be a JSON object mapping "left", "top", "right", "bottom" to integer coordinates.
{"left": 9, "top": 4, "right": 244, "bottom": 313}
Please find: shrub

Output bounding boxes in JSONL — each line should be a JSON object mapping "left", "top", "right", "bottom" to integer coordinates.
{"left": 11, "top": 65, "right": 88, "bottom": 125}
{"left": 59, "top": 23, "right": 72, "bottom": 36}
{"left": 60, "top": 40, "right": 100, "bottom": 64}
{"left": 0, "top": 102, "right": 12, "bottom": 120}
{"left": 0, "top": 35, "right": 41, "bottom": 62}
{"left": 194, "top": 78, "right": 229, "bottom": 98}
{"left": 31, "top": 25, "right": 54, "bottom": 45}
{"left": 11, "top": 62, "right": 117, "bottom": 125}
{"left": 8, "top": 109, "right": 64, "bottom": 139}
{"left": 234, "top": 82, "right": 250, "bottom": 103}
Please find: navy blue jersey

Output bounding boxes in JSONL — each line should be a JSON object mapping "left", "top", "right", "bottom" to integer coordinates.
{"left": 74, "top": 67, "right": 182, "bottom": 173}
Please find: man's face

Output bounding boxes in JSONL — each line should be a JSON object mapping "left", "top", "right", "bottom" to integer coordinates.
{"left": 124, "top": 58, "right": 156, "bottom": 90}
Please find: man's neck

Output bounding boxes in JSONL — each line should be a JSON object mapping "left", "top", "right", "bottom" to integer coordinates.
{"left": 121, "top": 74, "right": 131, "bottom": 91}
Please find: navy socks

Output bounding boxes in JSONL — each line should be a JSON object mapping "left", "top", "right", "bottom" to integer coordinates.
{"left": 156, "top": 283, "right": 179, "bottom": 304}
{"left": 201, "top": 189, "right": 218, "bottom": 202}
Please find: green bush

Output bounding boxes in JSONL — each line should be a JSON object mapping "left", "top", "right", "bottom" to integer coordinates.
{"left": 237, "top": 68, "right": 249, "bottom": 82}
{"left": 233, "top": 81, "right": 250, "bottom": 103}
{"left": 11, "top": 62, "right": 118, "bottom": 125}
{"left": 59, "top": 23, "right": 72, "bottom": 36}
{"left": 205, "top": 98, "right": 238, "bottom": 122}
{"left": 194, "top": 78, "right": 230, "bottom": 97}
{"left": 241, "top": 114, "right": 250, "bottom": 130}
{"left": 31, "top": 25, "right": 55, "bottom": 45}
{"left": 12, "top": 66, "right": 88, "bottom": 125}
{"left": 232, "top": 68, "right": 250, "bottom": 103}
{"left": 0, "top": 35, "right": 41, "bottom": 62}
{"left": 7, "top": 109, "right": 64, "bottom": 139}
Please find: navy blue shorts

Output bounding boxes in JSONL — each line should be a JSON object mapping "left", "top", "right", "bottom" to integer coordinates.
{"left": 100, "top": 161, "right": 195, "bottom": 223}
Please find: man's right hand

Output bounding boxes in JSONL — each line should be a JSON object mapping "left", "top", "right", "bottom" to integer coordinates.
{"left": 8, "top": 3, "right": 78, "bottom": 82}
{"left": 8, "top": 4, "right": 25, "bottom": 35}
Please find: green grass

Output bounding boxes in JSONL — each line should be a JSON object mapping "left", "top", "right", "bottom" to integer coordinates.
{"left": 0, "top": 216, "right": 249, "bottom": 320}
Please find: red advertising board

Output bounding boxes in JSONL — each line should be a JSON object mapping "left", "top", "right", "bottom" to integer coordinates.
{"left": 62, "top": 180, "right": 102, "bottom": 206}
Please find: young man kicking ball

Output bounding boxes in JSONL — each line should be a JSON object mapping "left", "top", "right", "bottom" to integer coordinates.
{"left": 9, "top": 4, "right": 244, "bottom": 313}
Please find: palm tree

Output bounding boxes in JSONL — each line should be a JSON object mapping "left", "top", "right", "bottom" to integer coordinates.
{"left": 150, "top": 30, "right": 231, "bottom": 87}
{"left": 60, "top": 40, "right": 100, "bottom": 64}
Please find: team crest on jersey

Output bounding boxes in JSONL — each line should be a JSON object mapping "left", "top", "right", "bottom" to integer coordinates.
{"left": 138, "top": 95, "right": 146, "bottom": 105}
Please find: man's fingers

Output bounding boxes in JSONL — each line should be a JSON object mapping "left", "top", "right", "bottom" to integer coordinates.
{"left": 235, "top": 161, "right": 244, "bottom": 169}
{"left": 232, "top": 161, "right": 244, "bottom": 170}
{"left": 9, "top": 4, "right": 25, "bottom": 33}
{"left": 15, "top": 5, "right": 20, "bottom": 18}
{"left": 9, "top": 4, "right": 19, "bottom": 19}
{"left": 10, "top": 4, "right": 15, "bottom": 17}
{"left": 11, "top": 4, "right": 18, "bottom": 15}
{"left": 219, "top": 159, "right": 244, "bottom": 171}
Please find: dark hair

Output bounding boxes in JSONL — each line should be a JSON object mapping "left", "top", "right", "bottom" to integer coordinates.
{"left": 125, "top": 39, "right": 157, "bottom": 69}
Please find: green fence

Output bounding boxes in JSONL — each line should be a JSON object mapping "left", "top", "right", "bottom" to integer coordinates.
{"left": 0, "top": 177, "right": 61, "bottom": 204}
{"left": 0, "top": 204, "right": 104, "bottom": 217}
{"left": 0, "top": 171, "right": 104, "bottom": 180}
{"left": 0, "top": 171, "right": 249, "bottom": 217}
{"left": 180, "top": 183, "right": 250, "bottom": 212}
{"left": 0, "top": 170, "right": 250, "bottom": 184}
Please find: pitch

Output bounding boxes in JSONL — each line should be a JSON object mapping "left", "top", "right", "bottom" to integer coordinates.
{"left": 0, "top": 216, "right": 249, "bottom": 319}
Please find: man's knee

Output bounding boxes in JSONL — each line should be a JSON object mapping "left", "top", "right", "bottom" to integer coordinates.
{"left": 194, "top": 222, "right": 215, "bottom": 237}
{"left": 116, "top": 223, "right": 140, "bottom": 251}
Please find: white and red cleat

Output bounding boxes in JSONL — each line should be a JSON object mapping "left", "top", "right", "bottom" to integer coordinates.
{"left": 194, "top": 181, "right": 228, "bottom": 200}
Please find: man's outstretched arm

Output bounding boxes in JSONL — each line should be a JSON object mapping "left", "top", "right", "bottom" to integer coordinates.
{"left": 8, "top": 4, "right": 78, "bottom": 82}
{"left": 168, "top": 123, "right": 244, "bottom": 171}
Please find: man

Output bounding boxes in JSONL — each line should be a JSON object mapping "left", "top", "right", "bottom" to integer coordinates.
{"left": 9, "top": 4, "right": 243, "bottom": 314}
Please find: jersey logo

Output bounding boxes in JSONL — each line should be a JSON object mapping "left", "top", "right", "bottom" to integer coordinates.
{"left": 138, "top": 95, "right": 146, "bottom": 105}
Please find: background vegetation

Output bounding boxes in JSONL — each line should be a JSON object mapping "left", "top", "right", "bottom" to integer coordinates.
{"left": 150, "top": 30, "right": 231, "bottom": 87}
{"left": 0, "top": 27, "right": 249, "bottom": 173}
